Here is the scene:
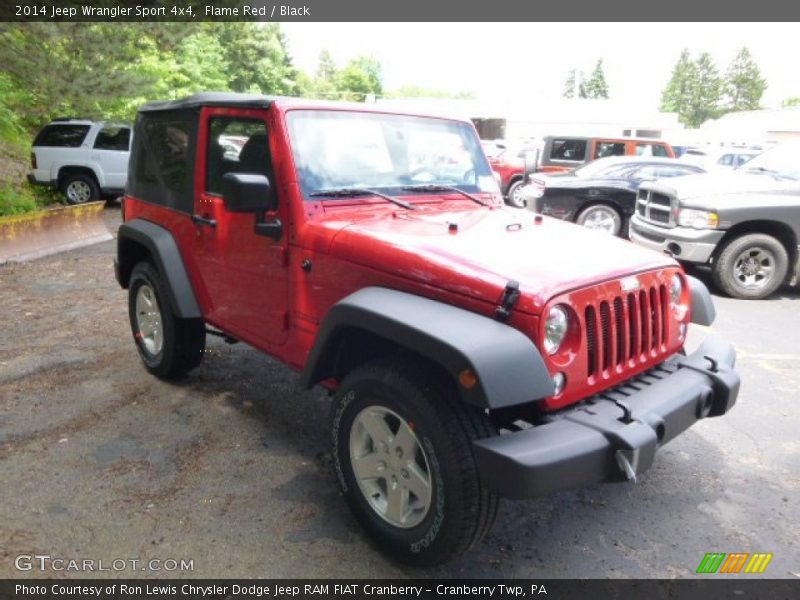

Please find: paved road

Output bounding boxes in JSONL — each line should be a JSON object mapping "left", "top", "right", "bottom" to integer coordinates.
{"left": 0, "top": 207, "right": 797, "bottom": 579}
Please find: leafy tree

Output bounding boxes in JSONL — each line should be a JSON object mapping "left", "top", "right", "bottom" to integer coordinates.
{"left": 335, "top": 56, "right": 383, "bottom": 101}
{"left": 782, "top": 97, "right": 800, "bottom": 108}
{"left": 688, "top": 52, "right": 723, "bottom": 127}
{"left": 215, "top": 23, "right": 300, "bottom": 96}
{"left": 563, "top": 69, "right": 587, "bottom": 99}
{"left": 723, "top": 47, "right": 767, "bottom": 111}
{"left": 584, "top": 59, "right": 609, "bottom": 99}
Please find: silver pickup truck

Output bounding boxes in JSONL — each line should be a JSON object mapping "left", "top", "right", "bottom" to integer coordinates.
{"left": 629, "top": 143, "right": 800, "bottom": 299}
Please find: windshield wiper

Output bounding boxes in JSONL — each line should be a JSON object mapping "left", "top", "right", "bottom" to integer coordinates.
{"left": 744, "top": 166, "right": 777, "bottom": 174}
{"left": 401, "top": 184, "right": 488, "bottom": 206}
{"left": 309, "top": 187, "right": 415, "bottom": 210}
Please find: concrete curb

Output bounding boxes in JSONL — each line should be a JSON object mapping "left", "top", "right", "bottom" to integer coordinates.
{"left": 0, "top": 201, "right": 113, "bottom": 264}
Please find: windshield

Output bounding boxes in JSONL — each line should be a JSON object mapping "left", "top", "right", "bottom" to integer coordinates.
{"left": 286, "top": 110, "right": 495, "bottom": 198}
{"left": 740, "top": 144, "right": 800, "bottom": 180}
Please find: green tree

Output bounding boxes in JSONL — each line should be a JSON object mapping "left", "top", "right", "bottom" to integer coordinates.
{"left": 334, "top": 56, "right": 383, "bottom": 101}
{"left": 661, "top": 49, "right": 722, "bottom": 127}
{"left": 584, "top": 59, "right": 609, "bottom": 99}
{"left": 563, "top": 69, "right": 587, "bottom": 99}
{"left": 782, "top": 97, "right": 800, "bottom": 108}
{"left": 215, "top": 23, "right": 300, "bottom": 95}
{"left": 723, "top": 47, "right": 767, "bottom": 111}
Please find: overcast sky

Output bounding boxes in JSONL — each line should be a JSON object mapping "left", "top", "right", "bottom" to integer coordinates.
{"left": 281, "top": 23, "right": 800, "bottom": 109}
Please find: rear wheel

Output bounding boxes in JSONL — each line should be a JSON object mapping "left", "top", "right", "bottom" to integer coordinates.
{"left": 62, "top": 173, "right": 99, "bottom": 204}
{"left": 712, "top": 233, "right": 789, "bottom": 299}
{"left": 128, "top": 261, "right": 205, "bottom": 379}
{"left": 505, "top": 179, "right": 526, "bottom": 208}
{"left": 576, "top": 203, "right": 623, "bottom": 236}
{"left": 331, "top": 358, "right": 498, "bottom": 566}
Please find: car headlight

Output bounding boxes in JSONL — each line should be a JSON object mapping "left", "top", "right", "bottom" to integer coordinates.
{"left": 543, "top": 305, "right": 569, "bottom": 355}
{"left": 677, "top": 208, "right": 719, "bottom": 229}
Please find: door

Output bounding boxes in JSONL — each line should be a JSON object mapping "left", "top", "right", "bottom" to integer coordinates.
{"left": 91, "top": 125, "right": 131, "bottom": 188}
{"left": 191, "top": 108, "right": 288, "bottom": 348}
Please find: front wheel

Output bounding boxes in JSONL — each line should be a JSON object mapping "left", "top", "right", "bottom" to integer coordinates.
{"left": 505, "top": 180, "right": 526, "bottom": 208}
{"left": 712, "top": 233, "right": 789, "bottom": 299}
{"left": 575, "top": 203, "right": 622, "bottom": 236}
{"left": 331, "top": 358, "right": 498, "bottom": 566}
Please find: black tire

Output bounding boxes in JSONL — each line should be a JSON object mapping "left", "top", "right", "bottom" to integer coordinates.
{"left": 61, "top": 173, "right": 100, "bottom": 205}
{"left": 712, "top": 233, "right": 789, "bottom": 299}
{"left": 575, "top": 203, "right": 623, "bottom": 236}
{"left": 505, "top": 179, "right": 526, "bottom": 208}
{"left": 331, "top": 357, "right": 499, "bottom": 567}
{"left": 128, "top": 261, "right": 205, "bottom": 379}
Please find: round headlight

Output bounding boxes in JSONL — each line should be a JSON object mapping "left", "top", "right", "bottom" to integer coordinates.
{"left": 670, "top": 274, "right": 683, "bottom": 305}
{"left": 544, "top": 305, "right": 569, "bottom": 355}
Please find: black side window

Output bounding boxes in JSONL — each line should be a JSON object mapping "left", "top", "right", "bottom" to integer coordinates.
{"left": 205, "top": 117, "right": 271, "bottom": 196}
{"left": 141, "top": 119, "right": 192, "bottom": 192}
{"left": 550, "top": 139, "right": 587, "bottom": 161}
{"left": 34, "top": 125, "right": 90, "bottom": 147}
{"left": 94, "top": 126, "right": 131, "bottom": 151}
{"left": 652, "top": 144, "right": 670, "bottom": 157}
{"left": 595, "top": 142, "right": 626, "bottom": 159}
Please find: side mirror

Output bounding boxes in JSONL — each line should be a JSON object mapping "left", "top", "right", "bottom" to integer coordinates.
{"left": 222, "top": 173, "right": 276, "bottom": 213}
{"left": 524, "top": 150, "right": 540, "bottom": 178}
{"left": 222, "top": 173, "right": 282, "bottom": 240}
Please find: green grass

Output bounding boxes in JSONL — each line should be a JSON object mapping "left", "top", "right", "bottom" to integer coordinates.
{"left": 0, "top": 181, "right": 64, "bottom": 217}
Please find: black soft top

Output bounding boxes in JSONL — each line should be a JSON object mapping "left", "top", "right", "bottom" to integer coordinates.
{"left": 139, "top": 92, "right": 277, "bottom": 113}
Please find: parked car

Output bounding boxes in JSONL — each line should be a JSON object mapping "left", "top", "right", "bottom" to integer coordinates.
{"left": 630, "top": 143, "right": 800, "bottom": 299}
{"left": 679, "top": 146, "right": 759, "bottom": 169}
{"left": 116, "top": 92, "right": 739, "bottom": 566}
{"left": 525, "top": 156, "right": 706, "bottom": 237}
{"left": 482, "top": 139, "right": 538, "bottom": 208}
{"left": 535, "top": 135, "right": 675, "bottom": 174}
{"left": 28, "top": 118, "right": 132, "bottom": 204}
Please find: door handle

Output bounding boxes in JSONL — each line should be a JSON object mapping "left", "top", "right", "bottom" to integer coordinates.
{"left": 191, "top": 214, "right": 217, "bottom": 228}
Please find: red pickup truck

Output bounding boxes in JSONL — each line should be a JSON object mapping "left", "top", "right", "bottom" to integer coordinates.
{"left": 115, "top": 93, "right": 739, "bottom": 566}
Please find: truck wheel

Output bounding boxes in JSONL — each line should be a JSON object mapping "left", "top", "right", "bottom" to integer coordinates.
{"left": 712, "top": 233, "right": 789, "bottom": 299}
{"left": 62, "top": 173, "right": 99, "bottom": 204}
{"left": 128, "top": 261, "right": 205, "bottom": 379}
{"left": 330, "top": 358, "right": 498, "bottom": 566}
{"left": 576, "top": 203, "right": 622, "bottom": 236}
{"left": 505, "top": 180, "right": 526, "bottom": 208}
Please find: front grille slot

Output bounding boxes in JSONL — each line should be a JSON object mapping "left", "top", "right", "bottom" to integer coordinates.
{"left": 636, "top": 189, "right": 676, "bottom": 227}
{"left": 584, "top": 280, "right": 670, "bottom": 380}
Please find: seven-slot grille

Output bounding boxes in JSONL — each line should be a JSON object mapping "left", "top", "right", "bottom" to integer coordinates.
{"left": 584, "top": 284, "right": 670, "bottom": 379}
{"left": 636, "top": 188, "right": 676, "bottom": 226}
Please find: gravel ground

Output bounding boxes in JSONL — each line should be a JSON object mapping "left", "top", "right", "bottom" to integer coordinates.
{"left": 0, "top": 206, "right": 797, "bottom": 579}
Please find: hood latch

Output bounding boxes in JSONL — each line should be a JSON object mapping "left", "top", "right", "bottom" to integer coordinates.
{"left": 495, "top": 280, "right": 520, "bottom": 321}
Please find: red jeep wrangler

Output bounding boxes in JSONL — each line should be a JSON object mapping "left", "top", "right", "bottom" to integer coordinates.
{"left": 115, "top": 93, "right": 740, "bottom": 566}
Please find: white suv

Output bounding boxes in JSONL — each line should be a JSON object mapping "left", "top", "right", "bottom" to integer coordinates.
{"left": 28, "top": 119, "right": 131, "bottom": 204}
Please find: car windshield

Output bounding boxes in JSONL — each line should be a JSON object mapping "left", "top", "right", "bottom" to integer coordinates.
{"left": 739, "top": 144, "right": 800, "bottom": 180}
{"left": 573, "top": 158, "right": 637, "bottom": 178}
{"left": 286, "top": 110, "right": 495, "bottom": 198}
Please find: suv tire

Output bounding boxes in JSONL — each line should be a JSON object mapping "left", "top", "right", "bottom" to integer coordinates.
{"left": 712, "top": 233, "right": 789, "bottom": 299}
{"left": 62, "top": 173, "right": 100, "bottom": 204}
{"left": 330, "top": 357, "right": 498, "bottom": 566}
{"left": 128, "top": 261, "right": 206, "bottom": 379}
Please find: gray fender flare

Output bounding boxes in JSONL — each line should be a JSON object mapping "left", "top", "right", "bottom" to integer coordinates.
{"left": 300, "top": 287, "right": 554, "bottom": 409}
{"left": 116, "top": 219, "right": 201, "bottom": 319}
{"left": 687, "top": 275, "right": 715, "bottom": 326}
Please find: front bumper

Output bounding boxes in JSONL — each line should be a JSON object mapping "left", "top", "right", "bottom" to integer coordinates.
{"left": 473, "top": 337, "right": 739, "bottom": 499}
{"left": 629, "top": 215, "right": 724, "bottom": 263}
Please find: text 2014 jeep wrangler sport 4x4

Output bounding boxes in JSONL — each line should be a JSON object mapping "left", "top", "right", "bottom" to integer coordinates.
{"left": 115, "top": 93, "right": 740, "bottom": 566}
